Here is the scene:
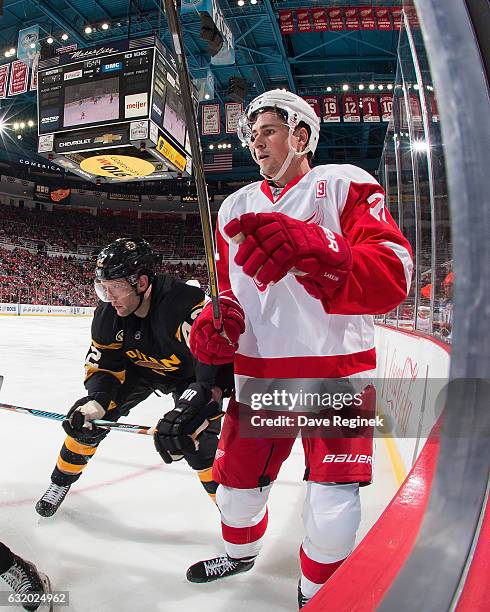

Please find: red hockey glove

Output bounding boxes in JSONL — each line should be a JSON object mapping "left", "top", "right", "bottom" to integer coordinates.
{"left": 224, "top": 212, "right": 352, "bottom": 294}
{"left": 189, "top": 290, "right": 245, "bottom": 365}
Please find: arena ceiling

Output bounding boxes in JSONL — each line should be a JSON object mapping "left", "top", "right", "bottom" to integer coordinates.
{"left": 0, "top": 0, "right": 399, "bottom": 182}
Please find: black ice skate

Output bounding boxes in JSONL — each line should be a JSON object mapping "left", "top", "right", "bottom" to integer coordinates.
{"left": 297, "top": 579, "right": 310, "bottom": 609}
{"left": 35, "top": 483, "right": 71, "bottom": 517}
{"left": 186, "top": 554, "right": 255, "bottom": 583}
{"left": 0, "top": 554, "right": 53, "bottom": 611}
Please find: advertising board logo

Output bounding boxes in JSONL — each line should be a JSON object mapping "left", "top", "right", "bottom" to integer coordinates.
{"left": 129, "top": 121, "right": 148, "bottom": 141}
{"left": 58, "top": 137, "right": 91, "bottom": 148}
{"left": 38, "top": 134, "right": 54, "bottom": 153}
{"left": 64, "top": 69, "right": 83, "bottom": 81}
{"left": 80, "top": 154, "right": 155, "bottom": 179}
{"left": 124, "top": 93, "right": 148, "bottom": 118}
{"left": 102, "top": 61, "right": 123, "bottom": 73}
{"left": 156, "top": 136, "right": 186, "bottom": 172}
{"left": 93, "top": 133, "right": 123, "bottom": 144}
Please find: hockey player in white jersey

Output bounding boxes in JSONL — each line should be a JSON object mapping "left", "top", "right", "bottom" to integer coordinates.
{"left": 163, "top": 90, "right": 413, "bottom": 608}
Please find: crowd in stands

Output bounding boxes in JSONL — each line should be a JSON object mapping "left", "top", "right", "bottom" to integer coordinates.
{"left": 0, "top": 203, "right": 213, "bottom": 306}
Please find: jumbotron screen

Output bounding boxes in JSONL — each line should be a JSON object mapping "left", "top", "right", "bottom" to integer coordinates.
{"left": 38, "top": 47, "right": 155, "bottom": 134}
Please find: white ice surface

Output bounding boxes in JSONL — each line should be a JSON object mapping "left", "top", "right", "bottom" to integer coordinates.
{"left": 0, "top": 316, "right": 398, "bottom": 611}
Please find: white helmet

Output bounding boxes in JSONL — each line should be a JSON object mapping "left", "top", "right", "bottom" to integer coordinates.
{"left": 237, "top": 89, "right": 320, "bottom": 155}
{"left": 237, "top": 89, "right": 320, "bottom": 182}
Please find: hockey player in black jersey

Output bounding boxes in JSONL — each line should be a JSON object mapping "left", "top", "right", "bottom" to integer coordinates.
{"left": 36, "top": 237, "right": 231, "bottom": 517}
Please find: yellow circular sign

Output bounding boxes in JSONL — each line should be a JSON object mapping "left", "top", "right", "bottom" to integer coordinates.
{"left": 80, "top": 155, "right": 155, "bottom": 179}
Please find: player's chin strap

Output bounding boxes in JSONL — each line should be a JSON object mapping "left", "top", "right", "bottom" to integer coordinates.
{"left": 259, "top": 129, "right": 311, "bottom": 185}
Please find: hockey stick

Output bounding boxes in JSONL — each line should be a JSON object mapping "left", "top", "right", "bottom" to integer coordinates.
{"left": 0, "top": 401, "right": 211, "bottom": 441}
{"left": 162, "top": 0, "right": 222, "bottom": 330}
{"left": 0, "top": 402, "right": 156, "bottom": 435}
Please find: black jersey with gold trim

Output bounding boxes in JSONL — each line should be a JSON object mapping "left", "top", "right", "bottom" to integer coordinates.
{"left": 84, "top": 274, "right": 206, "bottom": 397}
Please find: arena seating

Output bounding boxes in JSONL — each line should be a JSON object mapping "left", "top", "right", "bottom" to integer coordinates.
{"left": 0, "top": 203, "right": 211, "bottom": 306}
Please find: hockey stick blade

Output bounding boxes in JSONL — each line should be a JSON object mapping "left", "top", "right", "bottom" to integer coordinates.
{"left": 162, "top": 0, "right": 222, "bottom": 330}
{"left": 0, "top": 402, "right": 155, "bottom": 435}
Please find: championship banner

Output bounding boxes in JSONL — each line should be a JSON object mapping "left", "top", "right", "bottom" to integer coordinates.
{"left": 278, "top": 10, "right": 295, "bottom": 35}
{"left": 405, "top": 6, "right": 420, "bottom": 28}
{"left": 201, "top": 103, "right": 220, "bottom": 135}
{"left": 302, "top": 96, "right": 321, "bottom": 119}
{"left": 391, "top": 7, "right": 403, "bottom": 31}
{"left": 409, "top": 93, "right": 423, "bottom": 128}
{"left": 8, "top": 60, "right": 28, "bottom": 96}
{"left": 225, "top": 102, "right": 243, "bottom": 134}
{"left": 342, "top": 94, "right": 360, "bottom": 122}
{"left": 376, "top": 8, "right": 393, "bottom": 31}
{"left": 379, "top": 94, "right": 394, "bottom": 122}
{"left": 359, "top": 7, "right": 376, "bottom": 30}
{"left": 360, "top": 95, "right": 380, "bottom": 122}
{"left": 296, "top": 9, "right": 312, "bottom": 33}
{"left": 327, "top": 8, "right": 344, "bottom": 31}
{"left": 344, "top": 8, "right": 360, "bottom": 31}
{"left": 429, "top": 92, "right": 439, "bottom": 122}
{"left": 322, "top": 95, "right": 340, "bottom": 123}
{"left": 312, "top": 8, "right": 328, "bottom": 32}
{"left": 0, "top": 64, "right": 9, "bottom": 98}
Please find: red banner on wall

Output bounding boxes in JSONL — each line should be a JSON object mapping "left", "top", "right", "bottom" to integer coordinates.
{"left": 225, "top": 102, "right": 243, "bottom": 134}
{"left": 429, "top": 92, "right": 439, "bottom": 122}
{"left": 278, "top": 10, "right": 295, "bottom": 35}
{"left": 359, "top": 7, "right": 376, "bottom": 30}
{"left": 360, "top": 95, "right": 380, "bottom": 122}
{"left": 344, "top": 8, "right": 360, "bottom": 30}
{"left": 376, "top": 8, "right": 393, "bottom": 30}
{"left": 391, "top": 7, "right": 403, "bottom": 31}
{"left": 328, "top": 8, "right": 344, "bottom": 31}
{"left": 342, "top": 94, "right": 360, "bottom": 122}
{"left": 8, "top": 60, "right": 28, "bottom": 96}
{"left": 302, "top": 96, "right": 321, "bottom": 118}
{"left": 296, "top": 9, "right": 312, "bottom": 33}
{"left": 409, "top": 92, "right": 423, "bottom": 128}
{"left": 322, "top": 95, "right": 340, "bottom": 123}
{"left": 312, "top": 8, "right": 328, "bottom": 32}
{"left": 0, "top": 64, "right": 10, "bottom": 99}
{"left": 379, "top": 94, "right": 394, "bottom": 122}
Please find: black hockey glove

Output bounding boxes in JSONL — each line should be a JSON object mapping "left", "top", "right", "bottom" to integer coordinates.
{"left": 153, "top": 382, "right": 223, "bottom": 464}
{"left": 62, "top": 392, "right": 111, "bottom": 443}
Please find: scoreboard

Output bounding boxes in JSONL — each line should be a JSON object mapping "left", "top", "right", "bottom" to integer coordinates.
{"left": 37, "top": 37, "right": 193, "bottom": 183}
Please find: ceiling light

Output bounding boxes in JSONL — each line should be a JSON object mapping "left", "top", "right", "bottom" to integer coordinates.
{"left": 378, "top": 84, "right": 384, "bottom": 90}
{"left": 9, "top": 48, "right": 15, "bottom": 55}
{"left": 61, "top": 34, "right": 68, "bottom": 41}
{"left": 47, "top": 37, "right": 54, "bottom": 44}
{"left": 13, "top": 122, "right": 19, "bottom": 130}
{"left": 413, "top": 84, "right": 419, "bottom": 90}
{"left": 342, "top": 84, "right": 349, "bottom": 91}
{"left": 101, "top": 23, "right": 110, "bottom": 30}
{"left": 28, "top": 120, "right": 34, "bottom": 127}
{"left": 4, "top": 51, "right": 10, "bottom": 58}
{"left": 19, "top": 122, "right": 25, "bottom": 129}
{"left": 85, "top": 26, "right": 93, "bottom": 34}
{"left": 387, "top": 84, "right": 393, "bottom": 90}
{"left": 412, "top": 140, "right": 429, "bottom": 153}
{"left": 30, "top": 43, "right": 36, "bottom": 49}
{"left": 204, "top": 94, "right": 210, "bottom": 100}
{"left": 251, "top": 0, "right": 258, "bottom": 4}
{"left": 241, "top": 142, "right": 247, "bottom": 147}
{"left": 326, "top": 86, "right": 332, "bottom": 92}
{"left": 237, "top": 0, "right": 245, "bottom": 6}
{"left": 369, "top": 83, "right": 375, "bottom": 90}
{"left": 358, "top": 84, "right": 365, "bottom": 90}
{"left": 17, "top": 134, "right": 22, "bottom": 140}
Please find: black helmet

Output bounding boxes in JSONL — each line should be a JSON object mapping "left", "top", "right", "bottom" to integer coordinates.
{"left": 95, "top": 237, "right": 156, "bottom": 283}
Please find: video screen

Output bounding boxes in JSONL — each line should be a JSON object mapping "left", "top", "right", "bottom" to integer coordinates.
{"left": 162, "top": 87, "right": 186, "bottom": 146}
{"left": 63, "top": 77, "right": 120, "bottom": 128}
